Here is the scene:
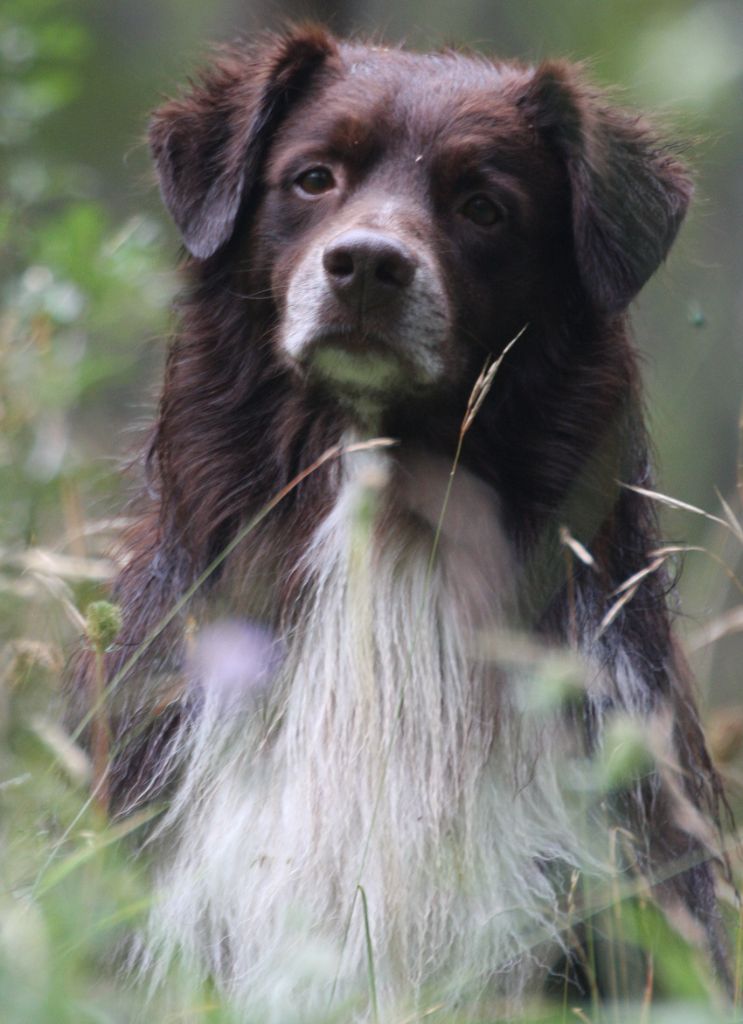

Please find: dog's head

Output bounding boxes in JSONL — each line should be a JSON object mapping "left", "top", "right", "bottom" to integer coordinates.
{"left": 150, "top": 27, "right": 692, "bottom": 416}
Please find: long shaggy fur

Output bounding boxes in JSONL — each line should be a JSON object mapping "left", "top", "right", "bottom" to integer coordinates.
{"left": 70, "top": 26, "right": 731, "bottom": 1022}
{"left": 141, "top": 449, "right": 607, "bottom": 1017}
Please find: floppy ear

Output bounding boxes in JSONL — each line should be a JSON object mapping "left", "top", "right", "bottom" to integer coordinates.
{"left": 149, "top": 26, "right": 338, "bottom": 259}
{"left": 521, "top": 62, "right": 694, "bottom": 313}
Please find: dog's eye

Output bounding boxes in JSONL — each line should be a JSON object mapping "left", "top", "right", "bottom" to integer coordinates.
{"left": 460, "top": 195, "right": 504, "bottom": 227}
{"left": 295, "top": 167, "right": 336, "bottom": 196}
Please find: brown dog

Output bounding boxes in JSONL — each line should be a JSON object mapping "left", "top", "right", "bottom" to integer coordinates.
{"left": 74, "top": 26, "right": 729, "bottom": 1020}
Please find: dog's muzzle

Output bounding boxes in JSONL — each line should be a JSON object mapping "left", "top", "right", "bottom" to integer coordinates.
{"left": 278, "top": 225, "right": 452, "bottom": 402}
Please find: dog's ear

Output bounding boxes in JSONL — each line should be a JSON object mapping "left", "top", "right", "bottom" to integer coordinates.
{"left": 521, "top": 62, "right": 693, "bottom": 313}
{"left": 149, "top": 27, "right": 338, "bottom": 259}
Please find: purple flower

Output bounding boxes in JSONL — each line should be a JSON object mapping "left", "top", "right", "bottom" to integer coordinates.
{"left": 188, "top": 619, "right": 282, "bottom": 708}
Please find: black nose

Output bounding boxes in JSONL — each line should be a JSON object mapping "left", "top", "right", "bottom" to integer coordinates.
{"left": 322, "top": 230, "right": 417, "bottom": 305}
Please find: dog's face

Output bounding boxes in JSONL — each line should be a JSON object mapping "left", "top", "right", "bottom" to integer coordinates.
{"left": 251, "top": 54, "right": 567, "bottom": 409}
{"left": 149, "top": 29, "right": 692, "bottom": 418}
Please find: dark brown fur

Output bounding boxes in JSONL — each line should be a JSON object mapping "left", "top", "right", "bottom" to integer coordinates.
{"left": 72, "top": 26, "right": 731, "bottom": 997}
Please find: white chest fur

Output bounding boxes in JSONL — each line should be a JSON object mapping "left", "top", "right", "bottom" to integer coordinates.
{"left": 143, "top": 446, "right": 599, "bottom": 1021}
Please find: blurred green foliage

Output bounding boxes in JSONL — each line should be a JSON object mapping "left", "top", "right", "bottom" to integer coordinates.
{"left": 0, "top": 6, "right": 163, "bottom": 1020}
{"left": 0, "top": 0, "right": 174, "bottom": 560}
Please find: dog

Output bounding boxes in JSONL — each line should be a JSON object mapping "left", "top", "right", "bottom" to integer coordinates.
{"left": 73, "top": 25, "right": 730, "bottom": 1021}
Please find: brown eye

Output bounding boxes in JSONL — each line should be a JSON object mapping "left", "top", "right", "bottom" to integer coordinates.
{"left": 460, "top": 194, "right": 504, "bottom": 227}
{"left": 295, "top": 166, "right": 336, "bottom": 196}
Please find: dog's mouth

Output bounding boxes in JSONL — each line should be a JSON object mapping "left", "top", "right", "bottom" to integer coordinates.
{"left": 309, "top": 332, "right": 400, "bottom": 379}
{"left": 300, "top": 328, "right": 414, "bottom": 399}
{"left": 293, "top": 329, "right": 434, "bottom": 426}
{"left": 311, "top": 345, "right": 402, "bottom": 391}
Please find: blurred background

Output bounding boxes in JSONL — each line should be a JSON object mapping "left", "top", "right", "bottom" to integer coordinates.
{"left": 0, "top": 2, "right": 742, "bottom": 1020}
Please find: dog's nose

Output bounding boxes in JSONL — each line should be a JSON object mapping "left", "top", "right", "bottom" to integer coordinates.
{"left": 323, "top": 230, "right": 417, "bottom": 303}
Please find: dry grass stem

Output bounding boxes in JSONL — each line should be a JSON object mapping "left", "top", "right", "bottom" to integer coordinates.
{"left": 598, "top": 558, "right": 665, "bottom": 635}
{"left": 622, "top": 482, "right": 732, "bottom": 535}
{"left": 715, "top": 487, "right": 743, "bottom": 544}
{"left": 4, "top": 547, "right": 115, "bottom": 582}
{"left": 687, "top": 606, "right": 743, "bottom": 651}
{"left": 609, "top": 556, "right": 667, "bottom": 598}
{"left": 640, "top": 952, "right": 654, "bottom": 1024}
{"left": 461, "top": 324, "right": 528, "bottom": 435}
{"left": 560, "top": 525, "right": 597, "bottom": 568}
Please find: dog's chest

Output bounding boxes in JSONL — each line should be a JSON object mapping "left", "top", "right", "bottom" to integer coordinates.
{"left": 152, "top": 447, "right": 596, "bottom": 1016}
{"left": 302, "top": 444, "right": 514, "bottom": 634}
{"left": 279, "top": 444, "right": 514, "bottom": 791}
